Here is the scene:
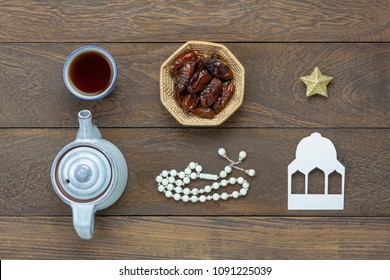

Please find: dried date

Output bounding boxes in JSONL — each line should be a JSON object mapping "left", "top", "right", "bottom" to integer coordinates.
{"left": 173, "top": 83, "right": 187, "bottom": 104}
{"left": 175, "top": 60, "right": 197, "bottom": 93}
{"left": 192, "top": 106, "right": 216, "bottom": 119}
{"left": 169, "top": 50, "right": 236, "bottom": 119}
{"left": 213, "top": 81, "right": 235, "bottom": 114}
{"left": 181, "top": 93, "right": 199, "bottom": 113}
{"left": 203, "top": 57, "right": 233, "bottom": 80}
{"left": 170, "top": 51, "right": 197, "bottom": 75}
{"left": 187, "top": 67, "right": 212, "bottom": 94}
{"left": 200, "top": 77, "right": 223, "bottom": 107}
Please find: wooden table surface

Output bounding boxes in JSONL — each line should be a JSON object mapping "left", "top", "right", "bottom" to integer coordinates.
{"left": 0, "top": 0, "right": 389, "bottom": 259}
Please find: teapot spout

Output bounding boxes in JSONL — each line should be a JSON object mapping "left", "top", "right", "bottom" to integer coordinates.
{"left": 76, "top": 110, "right": 102, "bottom": 141}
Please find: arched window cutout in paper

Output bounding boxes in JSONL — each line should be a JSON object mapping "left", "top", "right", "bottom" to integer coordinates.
{"left": 308, "top": 168, "right": 325, "bottom": 194}
{"left": 328, "top": 171, "right": 343, "bottom": 194}
{"left": 287, "top": 132, "right": 345, "bottom": 210}
{"left": 291, "top": 171, "right": 305, "bottom": 194}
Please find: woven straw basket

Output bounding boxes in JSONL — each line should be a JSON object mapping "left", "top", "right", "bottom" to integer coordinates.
{"left": 160, "top": 41, "right": 245, "bottom": 126}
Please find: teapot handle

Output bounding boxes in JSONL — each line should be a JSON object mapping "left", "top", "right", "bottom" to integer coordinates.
{"left": 71, "top": 204, "right": 95, "bottom": 239}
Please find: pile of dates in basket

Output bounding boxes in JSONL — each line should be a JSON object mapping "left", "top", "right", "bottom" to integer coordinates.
{"left": 170, "top": 51, "right": 235, "bottom": 119}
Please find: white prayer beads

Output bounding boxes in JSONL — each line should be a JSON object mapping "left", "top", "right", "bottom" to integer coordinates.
{"left": 156, "top": 148, "right": 256, "bottom": 203}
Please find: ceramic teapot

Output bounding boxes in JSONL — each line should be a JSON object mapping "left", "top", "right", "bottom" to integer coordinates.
{"left": 51, "top": 110, "right": 128, "bottom": 239}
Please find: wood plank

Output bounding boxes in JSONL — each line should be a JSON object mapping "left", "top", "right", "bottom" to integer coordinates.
{"left": 0, "top": 128, "right": 388, "bottom": 216}
{"left": 0, "top": 216, "right": 388, "bottom": 259}
{"left": 0, "top": 43, "right": 389, "bottom": 128}
{"left": 0, "top": 1, "right": 389, "bottom": 42}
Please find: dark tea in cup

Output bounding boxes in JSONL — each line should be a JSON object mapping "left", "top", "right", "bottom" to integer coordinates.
{"left": 63, "top": 46, "right": 117, "bottom": 100}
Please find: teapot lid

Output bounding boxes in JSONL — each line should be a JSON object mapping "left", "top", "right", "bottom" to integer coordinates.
{"left": 54, "top": 146, "right": 112, "bottom": 202}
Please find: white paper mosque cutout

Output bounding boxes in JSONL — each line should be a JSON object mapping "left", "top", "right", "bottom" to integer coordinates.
{"left": 287, "top": 132, "right": 345, "bottom": 210}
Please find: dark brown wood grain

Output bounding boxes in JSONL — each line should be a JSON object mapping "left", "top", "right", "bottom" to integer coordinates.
{"left": 0, "top": 128, "right": 388, "bottom": 216}
{"left": 0, "top": 43, "right": 389, "bottom": 128}
{"left": 0, "top": 1, "right": 389, "bottom": 43}
{"left": 0, "top": 216, "right": 388, "bottom": 259}
{"left": 0, "top": 0, "right": 389, "bottom": 261}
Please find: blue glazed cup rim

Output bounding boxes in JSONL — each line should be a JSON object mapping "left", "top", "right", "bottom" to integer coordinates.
{"left": 63, "top": 46, "right": 118, "bottom": 100}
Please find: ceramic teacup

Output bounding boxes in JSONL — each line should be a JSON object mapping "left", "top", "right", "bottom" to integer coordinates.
{"left": 63, "top": 46, "right": 118, "bottom": 100}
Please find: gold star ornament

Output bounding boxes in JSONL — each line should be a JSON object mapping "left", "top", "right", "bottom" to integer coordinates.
{"left": 300, "top": 67, "right": 333, "bottom": 97}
